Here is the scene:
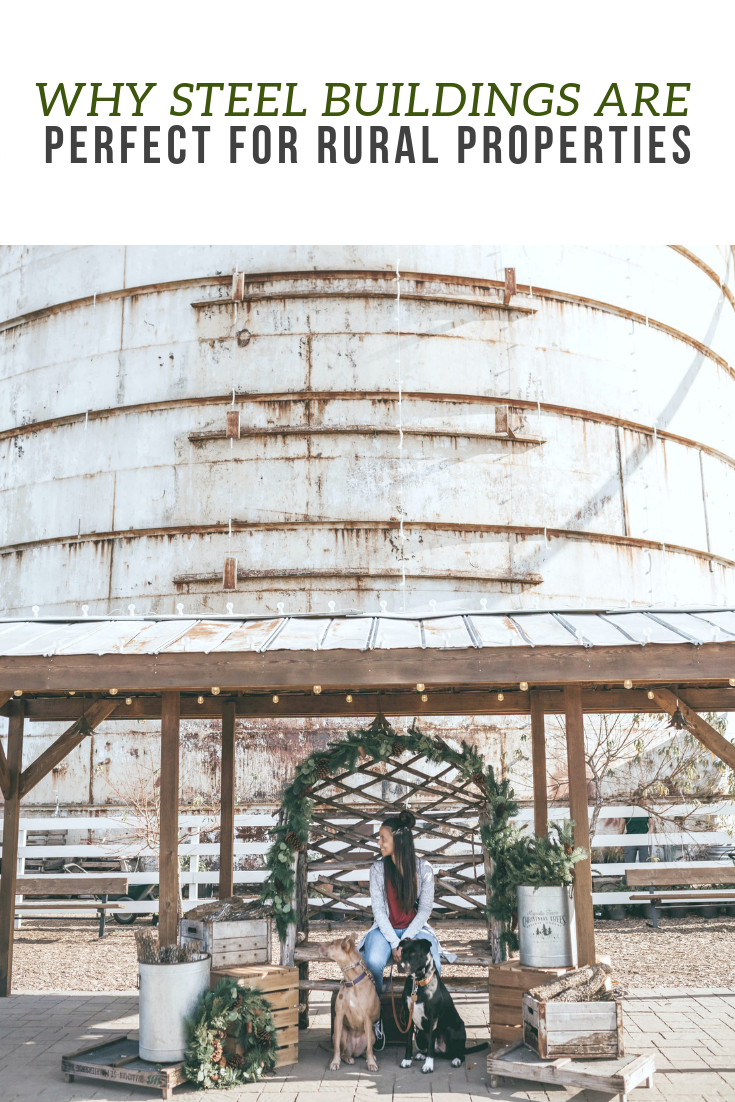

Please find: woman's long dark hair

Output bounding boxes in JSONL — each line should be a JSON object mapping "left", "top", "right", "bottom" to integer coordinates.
{"left": 381, "top": 809, "right": 418, "bottom": 912}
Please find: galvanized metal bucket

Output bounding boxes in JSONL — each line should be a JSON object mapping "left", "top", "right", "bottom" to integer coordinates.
{"left": 138, "top": 954, "right": 211, "bottom": 1063}
{"left": 517, "top": 885, "right": 577, "bottom": 968}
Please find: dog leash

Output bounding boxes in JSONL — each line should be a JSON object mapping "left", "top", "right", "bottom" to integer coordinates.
{"left": 388, "top": 964, "right": 433, "bottom": 1035}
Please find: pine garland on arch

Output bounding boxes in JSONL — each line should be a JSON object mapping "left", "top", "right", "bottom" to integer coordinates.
{"left": 184, "top": 978, "right": 278, "bottom": 1089}
{"left": 259, "top": 713, "right": 586, "bottom": 950}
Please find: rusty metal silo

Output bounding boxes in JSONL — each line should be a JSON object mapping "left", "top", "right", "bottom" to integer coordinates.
{"left": 1, "top": 245, "right": 733, "bottom": 619}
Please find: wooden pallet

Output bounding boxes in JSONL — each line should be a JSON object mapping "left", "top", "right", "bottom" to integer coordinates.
{"left": 180, "top": 916, "right": 271, "bottom": 969}
{"left": 488, "top": 960, "right": 574, "bottom": 1048}
{"left": 61, "top": 1035, "right": 186, "bottom": 1100}
{"left": 212, "top": 963, "right": 299, "bottom": 1067}
{"left": 487, "top": 1041, "right": 655, "bottom": 1099}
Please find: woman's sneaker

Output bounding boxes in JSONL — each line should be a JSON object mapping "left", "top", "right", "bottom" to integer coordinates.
{"left": 373, "top": 1018, "right": 386, "bottom": 1051}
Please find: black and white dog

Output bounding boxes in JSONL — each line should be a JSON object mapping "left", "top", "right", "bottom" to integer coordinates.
{"left": 396, "top": 938, "right": 489, "bottom": 1074}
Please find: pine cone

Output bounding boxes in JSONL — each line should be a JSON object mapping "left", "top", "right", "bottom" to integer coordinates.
{"left": 494, "top": 801, "right": 506, "bottom": 819}
{"left": 228, "top": 1053, "right": 245, "bottom": 1069}
{"left": 285, "top": 830, "right": 305, "bottom": 851}
{"left": 211, "top": 1040, "right": 223, "bottom": 1063}
{"left": 256, "top": 1024, "right": 271, "bottom": 1045}
{"left": 316, "top": 758, "right": 330, "bottom": 779}
{"left": 301, "top": 784, "right": 314, "bottom": 797}
{"left": 391, "top": 740, "right": 404, "bottom": 758}
{"left": 564, "top": 842, "right": 573, "bottom": 856}
{"left": 470, "top": 771, "right": 486, "bottom": 790}
{"left": 220, "top": 1057, "right": 227, "bottom": 1068}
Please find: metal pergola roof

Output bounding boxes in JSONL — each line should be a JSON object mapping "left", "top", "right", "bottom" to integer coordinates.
{"left": 1, "top": 606, "right": 733, "bottom": 656}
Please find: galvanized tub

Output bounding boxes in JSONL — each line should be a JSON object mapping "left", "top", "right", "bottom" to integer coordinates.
{"left": 138, "top": 954, "right": 211, "bottom": 1063}
{"left": 517, "top": 886, "right": 577, "bottom": 968}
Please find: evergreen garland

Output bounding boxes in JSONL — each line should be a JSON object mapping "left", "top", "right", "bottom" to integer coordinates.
{"left": 260, "top": 714, "right": 586, "bottom": 954}
{"left": 184, "top": 979, "right": 278, "bottom": 1088}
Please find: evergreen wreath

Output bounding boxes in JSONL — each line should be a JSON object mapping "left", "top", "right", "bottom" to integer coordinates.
{"left": 184, "top": 979, "right": 278, "bottom": 1088}
{"left": 260, "top": 713, "right": 586, "bottom": 954}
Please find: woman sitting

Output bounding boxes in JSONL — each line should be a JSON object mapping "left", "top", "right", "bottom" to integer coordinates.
{"left": 358, "top": 809, "right": 442, "bottom": 1049}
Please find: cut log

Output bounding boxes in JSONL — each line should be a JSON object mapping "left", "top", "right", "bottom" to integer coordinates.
{"left": 527, "top": 962, "right": 611, "bottom": 1003}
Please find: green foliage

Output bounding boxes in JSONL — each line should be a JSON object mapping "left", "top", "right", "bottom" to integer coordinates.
{"left": 261, "top": 714, "right": 588, "bottom": 955}
{"left": 184, "top": 979, "right": 278, "bottom": 1088}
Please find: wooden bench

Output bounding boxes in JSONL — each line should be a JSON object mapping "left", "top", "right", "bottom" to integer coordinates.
{"left": 294, "top": 940, "right": 492, "bottom": 994}
{"left": 626, "top": 866, "right": 735, "bottom": 928}
{"left": 2, "top": 876, "right": 128, "bottom": 937}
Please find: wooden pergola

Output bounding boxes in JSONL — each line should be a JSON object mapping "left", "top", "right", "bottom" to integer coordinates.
{"left": 1, "top": 608, "right": 734, "bottom": 997}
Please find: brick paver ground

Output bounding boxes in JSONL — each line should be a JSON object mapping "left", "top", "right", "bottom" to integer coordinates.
{"left": 2, "top": 988, "right": 735, "bottom": 1101}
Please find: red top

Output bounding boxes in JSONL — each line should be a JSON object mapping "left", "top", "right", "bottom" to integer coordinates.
{"left": 385, "top": 872, "right": 418, "bottom": 929}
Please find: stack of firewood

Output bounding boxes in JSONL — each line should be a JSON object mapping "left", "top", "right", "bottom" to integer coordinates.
{"left": 527, "top": 963, "right": 623, "bottom": 1002}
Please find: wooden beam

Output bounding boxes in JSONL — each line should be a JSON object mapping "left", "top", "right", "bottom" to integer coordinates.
{"left": 2, "top": 641, "right": 735, "bottom": 692}
{"left": 563, "top": 685, "right": 595, "bottom": 968}
{"left": 0, "top": 691, "right": 11, "bottom": 797}
{"left": 0, "top": 741, "right": 8, "bottom": 801}
{"left": 7, "top": 685, "right": 735, "bottom": 723}
{"left": 530, "top": 689, "right": 548, "bottom": 837}
{"left": 159, "top": 691, "right": 180, "bottom": 948}
{"left": 0, "top": 701, "right": 24, "bottom": 996}
{"left": 650, "top": 688, "right": 735, "bottom": 771}
{"left": 18, "top": 698, "right": 118, "bottom": 797}
{"left": 219, "top": 701, "right": 236, "bottom": 901}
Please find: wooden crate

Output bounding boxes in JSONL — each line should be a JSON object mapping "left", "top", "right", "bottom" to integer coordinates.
{"left": 179, "top": 916, "right": 271, "bottom": 969}
{"left": 62, "top": 1035, "right": 187, "bottom": 1100}
{"left": 523, "top": 993, "right": 624, "bottom": 1059}
{"left": 488, "top": 960, "right": 574, "bottom": 1049}
{"left": 212, "top": 963, "right": 299, "bottom": 1067}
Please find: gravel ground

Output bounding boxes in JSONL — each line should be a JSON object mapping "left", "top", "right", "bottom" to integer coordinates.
{"left": 11, "top": 914, "right": 735, "bottom": 991}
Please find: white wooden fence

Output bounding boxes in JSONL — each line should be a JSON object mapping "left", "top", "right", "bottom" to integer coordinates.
{"left": 2, "top": 805, "right": 733, "bottom": 917}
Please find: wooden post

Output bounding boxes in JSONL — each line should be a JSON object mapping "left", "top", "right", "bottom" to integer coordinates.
{"left": 564, "top": 684, "right": 596, "bottom": 967}
{"left": 219, "top": 701, "right": 236, "bottom": 901}
{"left": 530, "top": 689, "right": 548, "bottom": 838}
{"left": 479, "top": 809, "right": 502, "bottom": 962}
{"left": 280, "top": 851, "right": 298, "bottom": 967}
{"left": 0, "top": 700, "right": 24, "bottom": 996}
{"left": 296, "top": 848, "right": 309, "bottom": 1028}
{"left": 159, "top": 691, "right": 180, "bottom": 948}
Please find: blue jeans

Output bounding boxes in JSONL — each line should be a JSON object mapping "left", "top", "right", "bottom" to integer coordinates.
{"left": 361, "top": 926, "right": 442, "bottom": 995}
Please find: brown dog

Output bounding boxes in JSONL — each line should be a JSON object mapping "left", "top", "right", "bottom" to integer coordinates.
{"left": 314, "top": 933, "right": 380, "bottom": 1072}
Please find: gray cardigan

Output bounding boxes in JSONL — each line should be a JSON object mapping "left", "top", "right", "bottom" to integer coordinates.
{"left": 362, "top": 856, "right": 435, "bottom": 950}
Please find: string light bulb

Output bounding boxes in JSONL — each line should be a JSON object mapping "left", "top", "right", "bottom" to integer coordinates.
{"left": 313, "top": 685, "right": 322, "bottom": 695}
{"left": 624, "top": 679, "right": 633, "bottom": 689}
{"left": 421, "top": 693, "right": 428, "bottom": 702}
{"left": 197, "top": 695, "right": 204, "bottom": 704}
{"left": 730, "top": 678, "right": 735, "bottom": 687}
{"left": 125, "top": 697, "right": 132, "bottom": 706}
{"left": 68, "top": 691, "right": 75, "bottom": 696}
{"left": 211, "top": 687, "right": 220, "bottom": 696}
{"left": 272, "top": 695, "right": 279, "bottom": 704}
{"left": 109, "top": 688, "right": 118, "bottom": 695}
{"left": 519, "top": 681, "right": 529, "bottom": 691}
{"left": 647, "top": 690, "right": 655, "bottom": 700}
{"left": 416, "top": 683, "right": 425, "bottom": 692}
{"left": 13, "top": 690, "right": 22, "bottom": 697}
{"left": 346, "top": 694, "right": 353, "bottom": 703}
{"left": 497, "top": 692, "right": 504, "bottom": 701}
